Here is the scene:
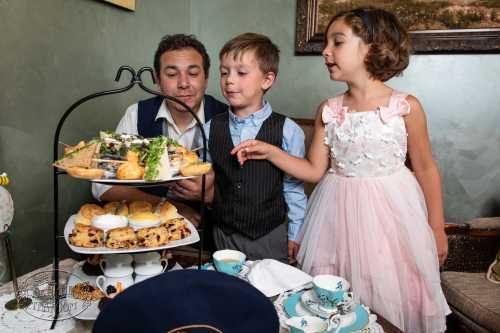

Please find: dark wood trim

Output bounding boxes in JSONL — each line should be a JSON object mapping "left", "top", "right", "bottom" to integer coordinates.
{"left": 293, "top": 118, "right": 315, "bottom": 126}
{"left": 295, "top": 0, "right": 500, "bottom": 54}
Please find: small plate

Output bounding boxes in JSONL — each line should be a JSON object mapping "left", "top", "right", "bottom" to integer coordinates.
{"left": 300, "top": 289, "right": 338, "bottom": 318}
{"left": 201, "top": 263, "right": 250, "bottom": 280}
{"left": 283, "top": 291, "right": 314, "bottom": 318}
{"left": 67, "top": 263, "right": 101, "bottom": 320}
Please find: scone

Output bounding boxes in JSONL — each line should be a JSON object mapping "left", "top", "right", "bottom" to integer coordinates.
{"left": 158, "top": 201, "right": 178, "bottom": 223}
{"left": 103, "top": 201, "right": 129, "bottom": 216}
{"left": 69, "top": 224, "right": 103, "bottom": 248}
{"left": 75, "top": 203, "right": 105, "bottom": 226}
{"left": 136, "top": 226, "right": 169, "bottom": 248}
{"left": 129, "top": 201, "right": 153, "bottom": 214}
{"left": 105, "top": 227, "right": 138, "bottom": 249}
{"left": 160, "top": 218, "right": 191, "bottom": 241}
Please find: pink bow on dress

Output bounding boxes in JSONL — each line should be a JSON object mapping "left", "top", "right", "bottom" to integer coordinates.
{"left": 322, "top": 99, "right": 348, "bottom": 125}
{"left": 378, "top": 95, "right": 411, "bottom": 123}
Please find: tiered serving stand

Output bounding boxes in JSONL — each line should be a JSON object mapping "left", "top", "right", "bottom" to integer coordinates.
{"left": 51, "top": 66, "right": 208, "bottom": 329}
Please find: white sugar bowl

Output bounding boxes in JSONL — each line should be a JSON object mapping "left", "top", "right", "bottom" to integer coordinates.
{"left": 134, "top": 253, "right": 168, "bottom": 284}
{"left": 91, "top": 214, "right": 128, "bottom": 233}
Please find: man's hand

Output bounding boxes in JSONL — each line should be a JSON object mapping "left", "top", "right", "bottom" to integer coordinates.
{"left": 170, "top": 171, "right": 214, "bottom": 202}
{"left": 288, "top": 240, "right": 300, "bottom": 264}
{"left": 171, "top": 177, "right": 203, "bottom": 201}
{"left": 432, "top": 227, "right": 448, "bottom": 266}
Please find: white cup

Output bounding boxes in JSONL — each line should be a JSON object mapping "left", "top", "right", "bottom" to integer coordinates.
{"left": 96, "top": 274, "right": 134, "bottom": 297}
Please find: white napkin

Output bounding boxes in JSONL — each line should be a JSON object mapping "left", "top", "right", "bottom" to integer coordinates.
{"left": 247, "top": 259, "right": 312, "bottom": 297}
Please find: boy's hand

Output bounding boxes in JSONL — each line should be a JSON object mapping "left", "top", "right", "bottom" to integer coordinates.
{"left": 231, "top": 139, "right": 276, "bottom": 166}
{"left": 288, "top": 240, "right": 299, "bottom": 264}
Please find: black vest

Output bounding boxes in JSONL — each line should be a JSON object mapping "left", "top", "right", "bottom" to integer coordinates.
{"left": 210, "top": 112, "right": 286, "bottom": 240}
{"left": 137, "top": 95, "right": 227, "bottom": 197}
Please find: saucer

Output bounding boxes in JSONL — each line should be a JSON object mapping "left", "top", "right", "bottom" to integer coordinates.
{"left": 300, "top": 289, "right": 338, "bottom": 318}
{"left": 283, "top": 291, "right": 315, "bottom": 318}
{"left": 201, "top": 262, "right": 249, "bottom": 279}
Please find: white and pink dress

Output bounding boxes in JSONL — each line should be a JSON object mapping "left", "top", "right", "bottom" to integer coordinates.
{"left": 297, "top": 91, "right": 450, "bottom": 333}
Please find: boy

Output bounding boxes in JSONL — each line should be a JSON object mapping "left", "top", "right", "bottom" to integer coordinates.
{"left": 201, "top": 33, "right": 306, "bottom": 262}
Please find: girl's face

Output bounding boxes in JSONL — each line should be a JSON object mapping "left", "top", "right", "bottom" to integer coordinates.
{"left": 322, "top": 19, "right": 370, "bottom": 82}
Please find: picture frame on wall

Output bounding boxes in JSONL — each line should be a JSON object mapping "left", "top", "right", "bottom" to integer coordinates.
{"left": 103, "top": 0, "right": 135, "bottom": 11}
{"left": 296, "top": 0, "right": 500, "bottom": 54}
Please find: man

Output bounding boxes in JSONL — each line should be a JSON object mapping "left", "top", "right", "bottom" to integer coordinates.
{"left": 92, "top": 34, "right": 227, "bottom": 224}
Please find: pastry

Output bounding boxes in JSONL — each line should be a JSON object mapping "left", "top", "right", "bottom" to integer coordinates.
{"left": 128, "top": 212, "right": 160, "bottom": 229}
{"left": 75, "top": 203, "right": 105, "bottom": 226}
{"left": 71, "top": 282, "right": 104, "bottom": 301}
{"left": 129, "top": 201, "right": 153, "bottom": 214}
{"left": 103, "top": 201, "right": 129, "bottom": 216}
{"left": 69, "top": 224, "right": 103, "bottom": 248}
{"left": 105, "top": 226, "right": 137, "bottom": 249}
{"left": 182, "top": 151, "right": 199, "bottom": 164}
{"left": 66, "top": 167, "right": 105, "bottom": 180}
{"left": 136, "top": 226, "right": 169, "bottom": 247}
{"left": 161, "top": 218, "right": 191, "bottom": 241}
{"left": 158, "top": 201, "right": 178, "bottom": 222}
{"left": 180, "top": 161, "right": 212, "bottom": 176}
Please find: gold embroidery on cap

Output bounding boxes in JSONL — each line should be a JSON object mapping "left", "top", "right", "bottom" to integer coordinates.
{"left": 167, "top": 324, "right": 223, "bottom": 333}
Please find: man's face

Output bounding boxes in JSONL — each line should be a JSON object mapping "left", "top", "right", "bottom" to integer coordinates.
{"left": 157, "top": 48, "right": 208, "bottom": 114}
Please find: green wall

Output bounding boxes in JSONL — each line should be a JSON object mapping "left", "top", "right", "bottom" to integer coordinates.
{"left": 0, "top": 0, "right": 191, "bottom": 274}
{"left": 1, "top": 0, "right": 499, "bottom": 274}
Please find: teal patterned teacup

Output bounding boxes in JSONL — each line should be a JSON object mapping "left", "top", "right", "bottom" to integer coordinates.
{"left": 313, "top": 275, "right": 350, "bottom": 309}
{"left": 212, "top": 249, "right": 246, "bottom": 276}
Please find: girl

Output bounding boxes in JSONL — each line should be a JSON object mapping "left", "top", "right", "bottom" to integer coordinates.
{"left": 231, "top": 7, "right": 450, "bottom": 333}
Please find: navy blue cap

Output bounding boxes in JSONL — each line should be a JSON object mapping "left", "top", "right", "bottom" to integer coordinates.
{"left": 93, "top": 269, "right": 280, "bottom": 333}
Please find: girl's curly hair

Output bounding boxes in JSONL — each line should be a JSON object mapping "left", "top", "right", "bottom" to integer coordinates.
{"left": 325, "top": 7, "right": 411, "bottom": 82}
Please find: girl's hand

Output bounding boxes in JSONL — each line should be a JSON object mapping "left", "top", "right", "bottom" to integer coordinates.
{"left": 230, "top": 140, "right": 277, "bottom": 166}
{"left": 432, "top": 227, "right": 448, "bottom": 266}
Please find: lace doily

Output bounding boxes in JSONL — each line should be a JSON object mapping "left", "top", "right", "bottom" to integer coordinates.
{"left": 0, "top": 293, "right": 92, "bottom": 333}
{"left": 274, "top": 290, "right": 385, "bottom": 333}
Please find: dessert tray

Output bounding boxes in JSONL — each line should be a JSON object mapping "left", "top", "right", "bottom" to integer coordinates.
{"left": 90, "top": 175, "right": 195, "bottom": 186}
{"left": 64, "top": 214, "right": 199, "bottom": 254}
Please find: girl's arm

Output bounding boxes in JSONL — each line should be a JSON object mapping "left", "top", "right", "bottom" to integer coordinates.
{"left": 405, "top": 95, "right": 448, "bottom": 265}
{"left": 231, "top": 102, "right": 331, "bottom": 183}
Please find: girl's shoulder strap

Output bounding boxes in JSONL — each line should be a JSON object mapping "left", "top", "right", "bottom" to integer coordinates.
{"left": 379, "top": 90, "right": 411, "bottom": 122}
{"left": 322, "top": 94, "right": 347, "bottom": 125}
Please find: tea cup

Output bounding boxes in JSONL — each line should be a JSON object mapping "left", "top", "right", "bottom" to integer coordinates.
{"left": 313, "top": 275, "right": 350, "bottom": 309}
{"left": 212, "top": 249, "right": 246, "bottom": 276}
{"left": 286, "top": 316, "right": 328, "bottom": 333}
{"left": 96, "top": 273, "right": 134, "bottom": 298}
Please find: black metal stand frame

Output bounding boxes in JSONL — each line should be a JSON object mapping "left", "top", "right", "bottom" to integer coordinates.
{"left": 51, "top": 65, "right": 207, "bottom": 329}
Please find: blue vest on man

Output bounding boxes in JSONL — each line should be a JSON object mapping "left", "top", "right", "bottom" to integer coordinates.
{"left": 137, "top": 94, "right": 227, "bottom": 197}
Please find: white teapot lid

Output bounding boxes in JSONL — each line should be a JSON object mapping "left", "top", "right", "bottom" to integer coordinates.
{"left": 103, "top": 253, "right": 134, "bottom": 265}
{"left": 133, "top": 251, "right": 161, "bottom": 263}
{"left": 103, "top": 265, "right": 134, "bottom": 278}
{"left": 134, "top": 261, "right": 164, "bottom": 276}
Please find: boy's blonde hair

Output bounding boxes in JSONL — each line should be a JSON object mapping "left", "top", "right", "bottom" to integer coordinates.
{"left": 219, "top": 33, "right": 280, "bottom": 76}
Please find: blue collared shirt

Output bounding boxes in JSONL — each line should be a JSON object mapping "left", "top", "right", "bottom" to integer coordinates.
{"left": 198, "top": 101, "right": 307, "bottom": 241}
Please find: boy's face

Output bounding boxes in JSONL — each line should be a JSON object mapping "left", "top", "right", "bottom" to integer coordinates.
{"left": 219, "top": 50, "right": 275, "bottom": 115}
{"left": 157, "top": 47, "right": 208, "bottom": 114}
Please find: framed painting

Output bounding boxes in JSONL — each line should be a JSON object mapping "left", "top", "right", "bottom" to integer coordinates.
{"left": 103, "top": 0, "right": 135, "bottom": 11}
{"left": 296, "top": 0, "right": 500, "bottom": 54}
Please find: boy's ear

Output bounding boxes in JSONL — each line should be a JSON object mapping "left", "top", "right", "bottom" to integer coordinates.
{"left": 261, "top": 71, "right": 276, "bottom": 91}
